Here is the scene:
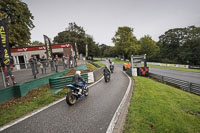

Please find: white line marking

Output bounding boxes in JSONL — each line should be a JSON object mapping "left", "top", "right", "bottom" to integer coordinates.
{"left": 106, "top": 71, "right": 132, "bottom": 133}
{"left": 0, "top": 76, "right": 104, "bottom": 132}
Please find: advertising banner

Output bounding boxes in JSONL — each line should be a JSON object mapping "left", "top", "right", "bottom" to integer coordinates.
{"left": 43, "top": 35, "right": 53, "bottom": 60}
{"left": 0, "top": 20, "right": 11, "bottom": 65}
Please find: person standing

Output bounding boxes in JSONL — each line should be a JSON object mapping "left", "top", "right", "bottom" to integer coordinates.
{"left": 54, "top": 55, "right": 59, "bottom": 72}
{"left": 74, "top": 55, "right": 77, "bottom": 67}
{"left": 40, "top": 56, "right": 47, "bottom": 74}
{"left": 69, "top": 55, "right": 73, "bottom": 68}
{"left": 1, "top": 57, "right": 17, "bottom": 86}
{"left": 33, "top": 55, "right": 39, "bottom": 74}
{"left": 29, "top": 57, "right": 35, "bottom": 76}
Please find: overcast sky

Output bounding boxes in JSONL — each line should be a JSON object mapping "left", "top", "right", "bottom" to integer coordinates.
{"left": 24, "top": 0, "right": 200, "bottom": 46}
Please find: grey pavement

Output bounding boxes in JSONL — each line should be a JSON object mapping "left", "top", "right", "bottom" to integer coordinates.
{"left": 1, "top": 63, "right": 129, "bottom": 133}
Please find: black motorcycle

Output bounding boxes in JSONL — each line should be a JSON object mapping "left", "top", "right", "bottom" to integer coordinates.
{"left": 104, "top": 72, "right": 110, "bottom": 82}
{"left": 110, "top": 65, "right": 114, "bottom": 73}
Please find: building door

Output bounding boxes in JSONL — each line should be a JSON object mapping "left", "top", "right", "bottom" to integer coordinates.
{"left": 18, "top": 56, "right": 26, "bottom": 69}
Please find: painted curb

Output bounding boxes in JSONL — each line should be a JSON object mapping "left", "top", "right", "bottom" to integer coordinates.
{"left": 106, "top": 71, "right": 132, "bottom": 133}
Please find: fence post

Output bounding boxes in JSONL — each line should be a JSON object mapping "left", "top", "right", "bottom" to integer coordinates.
{"left": 189, "top": 82, "right": 192, "bottom": 92}
{"left": 1, "top": 67, "right": 6, "bottom": 88}
{"left": 161, "top": 76, "right": 164, "bottom": 83}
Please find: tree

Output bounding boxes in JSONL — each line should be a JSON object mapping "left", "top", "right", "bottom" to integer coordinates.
{"left": 54, "top": 22, "right": 100, "bottom": 57}
{"left": 112, "top": 26, "right": 140, "bottom": 60}
{"left": 179, "top": 38, "right": 200, "bottom": 65}
{"left": 0, "top": 0, "right": 34, "bottom": 47}
{"left": 158, "top": 26, "right": 200, "bottom": 64}
{"left": 29, "top": 41, "right": 44, "bottom": 46}
{"left": 139, "top": 35, "right": 159, "bottom": 61}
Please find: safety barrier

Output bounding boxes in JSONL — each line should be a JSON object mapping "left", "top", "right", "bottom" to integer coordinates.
{"left": 49, "top": 74, "right": 88, "bottom": 90}
{"left": 149, "top": 73, "right": 200, "bottom": 96}
{"left": 0, "top": 69, "right": 70, "bottom": 103}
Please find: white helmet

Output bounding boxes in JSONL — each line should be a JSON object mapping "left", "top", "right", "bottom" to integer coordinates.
{"left": 75, "top": 71, "right": 81, "bottom": 76}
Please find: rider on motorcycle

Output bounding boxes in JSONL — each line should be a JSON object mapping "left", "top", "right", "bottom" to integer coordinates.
{"left": 72, "top": 71, "right": 86, "bottom": 95}
{"left": 103, "top": 65, "right": 111, "bottom": 80}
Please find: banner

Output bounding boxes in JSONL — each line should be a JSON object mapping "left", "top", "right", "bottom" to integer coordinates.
{"left": 43, "top": 35, "right": 53, "bottom": 60}
{"left": 0, "top": 20, "right": 11, "bottom": 65}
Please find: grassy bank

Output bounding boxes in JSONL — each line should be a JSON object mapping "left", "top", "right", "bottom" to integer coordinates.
{"left": 124, "top": 76, "right": 200, "bottom": 133}
{"left": 147, "top": 64, "right": 200, "bottom": 73}
{"left": 0, "top": 85, "right": 69, "bottom": 127}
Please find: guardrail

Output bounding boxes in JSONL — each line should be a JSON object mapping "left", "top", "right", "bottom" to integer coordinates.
{"left": 149, "top": 73, "right": 200, "bottom": 96}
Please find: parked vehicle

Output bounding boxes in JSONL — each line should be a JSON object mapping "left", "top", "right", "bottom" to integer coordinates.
{"left": 66, "top": 82, "right": 88, "bottom": 105}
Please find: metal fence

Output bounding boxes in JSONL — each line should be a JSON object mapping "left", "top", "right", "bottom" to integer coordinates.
{"left": 149, "top": 73, "right": 200, "bottom": 96}
{"left": 0, "top": 59, "right": 81, "bottom": 89}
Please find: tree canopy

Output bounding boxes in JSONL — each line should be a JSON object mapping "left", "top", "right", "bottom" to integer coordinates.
{"left": 139, "top": 35, "right": 159, "bottom": 61}
{"left": 158, "top": 26, "right": 200, "bottom": 64}
{"left": 0, "top": 0, "right": 34, "bottom": 47}
{"left": 53, "top": 22, "right": 100, "bottom": 57}
{"left": 112, "top": 26, "right": 140, "bottom": 59}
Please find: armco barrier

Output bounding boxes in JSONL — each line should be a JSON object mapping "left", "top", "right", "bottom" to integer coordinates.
{"left": 149, "top": 73, "right": 200, "bottom": 96}
{"left": 0, "top": 69, "right": 70, "bottom": 103}
{"left": 49, "top": 74, "right": 88, "bottom": 90}
{"left": 93, "top": 67, "right": 104, "bottom": 81}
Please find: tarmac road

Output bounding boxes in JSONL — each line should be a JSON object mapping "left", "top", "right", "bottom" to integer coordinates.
{"left": 1, "top": 63, "right": 129, "bottom": 133}
{"left": 149, "top": 68, "right": 200, "bottom": 84}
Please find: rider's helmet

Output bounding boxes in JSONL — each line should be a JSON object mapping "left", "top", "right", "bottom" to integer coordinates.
{"left": 75, "top": 71, "right": 81, "bottom": 76}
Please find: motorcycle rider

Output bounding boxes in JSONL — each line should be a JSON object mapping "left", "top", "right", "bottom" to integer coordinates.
{"left": 72, "top": 71, "right": 86, "bottom": 95}
{"left": 103, "top": 65, "right": 111, "bottom": 80}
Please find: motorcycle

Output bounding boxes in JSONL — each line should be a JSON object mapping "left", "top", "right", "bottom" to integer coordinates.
{"left": 66, "top": 82, "right": 89, "bottom": 105}
{"left": 110, "top": 64, "right": 114, "bottom": 73}
{"left": 104, "top": 72, "right": 110, "bottom": 82}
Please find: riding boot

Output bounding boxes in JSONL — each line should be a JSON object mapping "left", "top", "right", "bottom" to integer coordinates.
{"left": 5, "top": 76, "right": 10, "bottom": 86}
{"left": 11, "top": 75, "right": 17, "bottom": 85}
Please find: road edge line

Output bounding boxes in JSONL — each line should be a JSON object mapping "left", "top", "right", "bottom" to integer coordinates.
{"left": 0, "top": 75, "right": 104, "bottom": 132}
{"left": 106, "top": 71, "right": 132, "bottom": 133}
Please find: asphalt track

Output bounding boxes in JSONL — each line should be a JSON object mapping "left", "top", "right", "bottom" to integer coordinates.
{"left": 1, "top": 63, "right": 129, "bottom": 133}
{"left": 149, "top": 68, "right": 200, "bottom": 84}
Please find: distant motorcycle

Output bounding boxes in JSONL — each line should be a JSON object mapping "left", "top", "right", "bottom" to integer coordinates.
{"left": 66, "top": 82, "right": 88, "bottom": 105}
{"left": 110, "top": 64, "right": 114, "bottom": 73}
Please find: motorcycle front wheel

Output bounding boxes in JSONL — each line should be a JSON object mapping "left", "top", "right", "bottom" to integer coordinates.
{"left": 66, "top": 92, "right": 77, "bottom": 105}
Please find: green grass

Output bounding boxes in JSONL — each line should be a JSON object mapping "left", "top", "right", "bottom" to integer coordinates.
{"left": 93, "top": 61, "right": 106, "bottom": 67}
{"left": 113, "top": 59, "right": 129, "bottom": 64}
{"left": 86, "top": 61, "right": 98, "bottom": 71}
{"left": 0, "top": 86, "right": 69, "bottom": 127}
{"left": 124, "top": 76, "right": 200, "bottom": 133}
{"left": 148, "top": 64, "right": 200, "bottom": 73}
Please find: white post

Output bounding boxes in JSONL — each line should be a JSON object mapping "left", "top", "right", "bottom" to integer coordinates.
{"left": 1, "top": 67, "right": 6, "bottom": 88}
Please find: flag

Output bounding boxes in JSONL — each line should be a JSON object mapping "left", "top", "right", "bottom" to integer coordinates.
{"left": 0, "top": 20, "right": 11, "bottom": 65}
{"left": 43, "top": 35, "right": 53, "bottom": 60}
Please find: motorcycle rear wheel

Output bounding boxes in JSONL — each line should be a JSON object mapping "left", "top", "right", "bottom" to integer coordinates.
{"left": 85, "top": 88, "right": 89, "bottom": 96}
{"left": 66, "top": 92, "right": 77, "bottom": 105}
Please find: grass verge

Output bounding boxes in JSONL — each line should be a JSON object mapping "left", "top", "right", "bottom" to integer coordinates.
{"left": 147, "top": 64, "right": 200, "bottom": 73}
{"left": 0, "top": 85, "right": 69, "bottom": 127}
{"left": 93, "top": 61, "right": 106, "bottom": 67}
{"left": 124, "top": 76, "right": 200, "bottom": 133}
